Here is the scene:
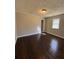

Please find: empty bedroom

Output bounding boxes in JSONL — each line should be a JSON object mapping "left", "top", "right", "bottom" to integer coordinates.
{"left": 15, "top": 0, "right": 64, "bottom": 59}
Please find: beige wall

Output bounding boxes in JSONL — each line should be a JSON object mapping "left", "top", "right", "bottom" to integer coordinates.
{"left": 16, "top": 12, "right": 41, "bottom": 38}
{"left": 44, "top": 14, "right": 64, "bottom": 38}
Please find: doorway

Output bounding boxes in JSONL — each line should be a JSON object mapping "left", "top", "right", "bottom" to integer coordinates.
{"left": 41, "top": 20, "right": 44, "bottom": 33}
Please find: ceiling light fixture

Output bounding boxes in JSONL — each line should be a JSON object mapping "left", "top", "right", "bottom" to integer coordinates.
{"left": 41, "top": 9, "right": 47, "bottom": 13}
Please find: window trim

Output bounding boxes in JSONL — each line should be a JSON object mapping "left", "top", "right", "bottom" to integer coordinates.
{"left": 52, "top": 18, "right": 60, "bottom": 29}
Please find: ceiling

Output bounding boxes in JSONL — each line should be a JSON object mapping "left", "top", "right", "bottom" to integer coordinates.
{"left": 16, "top": 0, "right": 64, "bottom": 17}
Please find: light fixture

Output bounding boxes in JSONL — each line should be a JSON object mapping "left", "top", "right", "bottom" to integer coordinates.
{"left": 41, "top": 9, "right": 47, "bottom": 13}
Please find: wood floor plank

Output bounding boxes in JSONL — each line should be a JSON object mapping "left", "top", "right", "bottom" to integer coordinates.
{"left": 15, "top": 32, "right": 64, "bottom": 59}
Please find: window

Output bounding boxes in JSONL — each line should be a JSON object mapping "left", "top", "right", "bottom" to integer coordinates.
{"left": 52, "top": 18, "right": 60, "bottom": 29}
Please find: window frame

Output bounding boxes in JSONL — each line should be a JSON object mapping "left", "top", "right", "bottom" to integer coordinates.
{"left": 52, "top": 18, "right": 60, "bottom": 29}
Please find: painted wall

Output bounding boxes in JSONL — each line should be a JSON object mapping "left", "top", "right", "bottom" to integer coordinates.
{"left": 16, "top": 12, "right": 41, "bottom": 38}
{"left": 44, "top": 14, "right": 64, "bottom": 38}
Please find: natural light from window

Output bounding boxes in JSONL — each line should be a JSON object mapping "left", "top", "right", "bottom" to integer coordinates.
{"left": 52, "top": 18, "right": 60, "bottom": 29}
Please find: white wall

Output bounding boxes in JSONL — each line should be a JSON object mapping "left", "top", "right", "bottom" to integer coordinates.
{"left": 16, "top": 12, "right": 41, "bottom": 38}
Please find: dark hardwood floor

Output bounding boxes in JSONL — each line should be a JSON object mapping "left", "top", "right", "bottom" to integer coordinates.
{"left": 15, "top": 32, "right": 64, "bottom": 59}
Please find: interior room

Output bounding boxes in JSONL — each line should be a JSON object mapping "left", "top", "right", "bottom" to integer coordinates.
{"left": 15, "top": 0, "right": 64, "bottom": 59}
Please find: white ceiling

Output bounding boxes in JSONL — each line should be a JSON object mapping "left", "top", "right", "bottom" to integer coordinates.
{"left": 16, "top": 0, "right": 64, "bottom": 17}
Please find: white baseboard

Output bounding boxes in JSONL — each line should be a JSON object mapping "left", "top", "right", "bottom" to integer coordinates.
{"left": 46, "top": 32, "right": 64, "bottom": 39}
{"left": 17, "top": 33, "right": 41, "bottom": 38}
